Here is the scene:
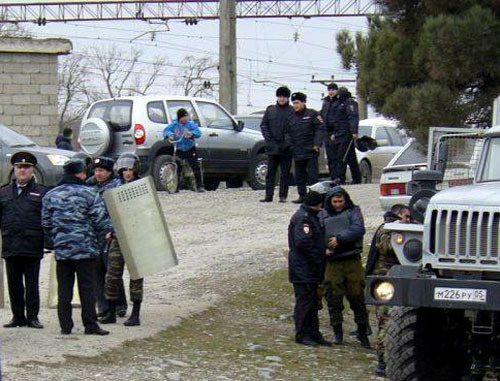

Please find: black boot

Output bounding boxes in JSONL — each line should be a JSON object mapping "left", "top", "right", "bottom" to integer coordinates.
{"left": 100, "top": 301, "right": 116, "bottom": 324}
{"left": 333, "top": 325, "right": 343, "bottom": 345}
{"left": 124, "top": 302, "right": 141, "bottom": 326}
{"left": 357, "top": 324, "right": 371, "bottom": 349}
{"left": 374, "top": 354, "right": 386, "bottom": 377}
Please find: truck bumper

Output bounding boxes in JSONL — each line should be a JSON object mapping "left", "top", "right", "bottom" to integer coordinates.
{"left": 366, "top": 265, "right": 500, "bottom": 311}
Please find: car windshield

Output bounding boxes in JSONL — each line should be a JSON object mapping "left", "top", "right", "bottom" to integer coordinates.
{"left": 392, "top": 139, "right": 427, "bottom": 166}
{"left": 478, "top": 137, "right": 500, "bottom": 182}
{"left": 0, "top": 125, "right": 36, "bottom": 147}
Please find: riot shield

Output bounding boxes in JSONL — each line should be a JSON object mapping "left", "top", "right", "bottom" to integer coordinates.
{"left": 103, "top": 176, "right": 178, "bottom": 280}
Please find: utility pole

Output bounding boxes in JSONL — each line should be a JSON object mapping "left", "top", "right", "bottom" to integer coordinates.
{"left": 311, "top": 75, "right": 368, "bottom": 120}
{"left": 219, "top": 0, "right": 237, "bottom": 115}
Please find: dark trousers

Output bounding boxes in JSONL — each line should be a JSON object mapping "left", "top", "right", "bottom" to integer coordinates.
{"left": 293, "top": 283, "right": 320, "bottom": 341}
{"left": 265, "top": 154, "right": 292, "bottom": 200}
{"left": 56, "top": 259, "right": 99, "bottom": 331}
{"left": 95, "top": 251, "right": 127, "bottom": 313}
{"left": 5, "top": 257, "right": 41, "bottom": 321}
{"left": 294, "top": 156, "right": 319, "bottom": 199}
{"left": 178, "top": 147, "right": 203, "bottom": 188}
{"left": 327, "top": 139, "right": 361, "bottom": 184}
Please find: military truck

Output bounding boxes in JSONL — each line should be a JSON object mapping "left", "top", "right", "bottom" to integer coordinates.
{"left": 366, "top": 126, "right": 500, "bottom": 380}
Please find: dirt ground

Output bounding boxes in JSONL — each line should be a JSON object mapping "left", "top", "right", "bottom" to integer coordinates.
{"left": 0, "top": 184, "right": 383, "bottom": 380}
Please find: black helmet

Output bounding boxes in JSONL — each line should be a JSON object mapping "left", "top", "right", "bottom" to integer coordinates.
{"left": 356, "top": 135, "right": 378, "bottom": 152}
{"left": 116, "top": 153, "right": 141, "bottom": 175}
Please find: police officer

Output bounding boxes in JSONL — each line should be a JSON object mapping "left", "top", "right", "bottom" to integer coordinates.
{"left": 366, "top": 204, "right": 411, "bottom": 377}
{"left": 285, "top": 92, "right": 325, "bottom": 204}
{"left": 288, "top": 190, "right": 331, "bottom": 347}
{"left": 0, "top": 152, "right": 48, "bottom": 329}
{"left": 88, "top": 157, "right": 127, "bottom": 318}
{"left": 321, "top": 84, "right": 361, "bottom": 184}
{"left": 260, "top": 86, "right": 293, "bottom": 203}
{"left": 101, "top": 153, "right": 144, "bottom": 326}
{"left": 318, "top": 186, "right": 370, "bottom": 348}
{"left": 42, "top": 158, "right": 111, "bottom": 335}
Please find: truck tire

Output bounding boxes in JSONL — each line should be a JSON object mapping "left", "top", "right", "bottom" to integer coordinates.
{"left": 386, "top": 307, "right": 469, "bottom": 381}
{"left": 248, "top": 153, "right": 267, "bottom": 190}
{"left": 226, "top": 178, "right": 244, "bottom": 188}
{"left": 152, "top": 154, "right": 178, "bottom": 193}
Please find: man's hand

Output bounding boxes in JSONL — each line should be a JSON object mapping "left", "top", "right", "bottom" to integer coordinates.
{"left": 183, "top": 130, "right": 193, "bottom": 138}
{"left": 328, "top": 237, "right": 338, "bottom": 248}
{"left": 352, "top": 133, "right": 358, "bottom": 148}
{"left": 313, "top": 145, "right": 320, "bottom": 152}
{"left": 329, "top": 134, "right": 335, "bottom": 143}
{"left": 326, "top": 248, "right": 334, "bottom": 257}
{"left": 105, "top": 232, "right": 113, "bottom": 243}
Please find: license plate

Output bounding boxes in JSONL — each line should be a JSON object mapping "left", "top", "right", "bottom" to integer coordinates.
{"left": 434, "top": 287, "right": 487, "bottom": 303}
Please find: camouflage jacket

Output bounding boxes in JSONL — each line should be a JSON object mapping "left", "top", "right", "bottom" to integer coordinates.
{"left": 366, "top": 211, "right": 400, "bottom": 276}
{"left": 42, "top": 175, "right": 112, "bottom": 261}
{"left": 87, "top": 174, "right": 123, "bottom": 196}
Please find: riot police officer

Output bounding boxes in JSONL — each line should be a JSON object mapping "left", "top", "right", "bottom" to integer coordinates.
{"left": 285, "top": 92, "right": 326, "bottom": 204}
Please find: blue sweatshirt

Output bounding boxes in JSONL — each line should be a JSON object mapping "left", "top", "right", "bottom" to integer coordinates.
{"left": 163, "top": 120, "right": 202, "bottom": 151}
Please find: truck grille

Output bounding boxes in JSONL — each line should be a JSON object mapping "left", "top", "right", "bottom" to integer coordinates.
{"left": 429, "top": 209, "right": 500, "bottom": 265}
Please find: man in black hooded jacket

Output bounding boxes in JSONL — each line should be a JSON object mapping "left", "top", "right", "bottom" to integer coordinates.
{"left": 318, "top": 186, "right": 370, "bottom": 348}
{"left": 260, "top": 86, "right": 293, "bottom": 203}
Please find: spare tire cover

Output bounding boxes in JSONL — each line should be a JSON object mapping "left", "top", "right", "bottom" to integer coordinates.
{"left": 79, "top": 118, "right": 111, "bottom": 157}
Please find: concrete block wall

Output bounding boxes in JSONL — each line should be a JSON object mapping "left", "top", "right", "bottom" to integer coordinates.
{"left": 0, "top": 38, "right": 72, "bottom": 147}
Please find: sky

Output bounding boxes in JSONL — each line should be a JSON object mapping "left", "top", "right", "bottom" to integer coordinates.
{"left": 1, "top": 1, "right": 370, "bottom": 114}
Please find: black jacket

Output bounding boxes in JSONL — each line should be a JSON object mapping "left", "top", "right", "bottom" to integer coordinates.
{"left": 0, "top": 178, "right": 49, "bottom": 259}
{"left": 56, "top": 136, "right": 74, "bottom": 151}
{"left": 260, "top": 102, "right": 293, "bottom": 155}
{"left": 318, "top": 187, "right": 365, "bottom": 262}
{"left": 285, "top": 107, "right": 325, "bottom": 160}
{"left": 288, "top": 204, "right": 326, "bottom": 284}
{"left": 320, "top": 95, "right": 359, "bottom": 143}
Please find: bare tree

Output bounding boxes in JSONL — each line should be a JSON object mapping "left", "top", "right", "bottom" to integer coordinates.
{"left": 0, "top": 23, "right": 32, "bottom": 38}
{"left": 175, "top": 55, "right": 219, "bottom": 97}
{"left": 58, "top": 55, "right": 88, "bottom": 131}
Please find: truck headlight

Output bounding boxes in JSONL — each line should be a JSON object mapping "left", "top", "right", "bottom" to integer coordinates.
{"left": 47, "top": 154, "right": 70, "bottom": 166}
{"left": 395, "top": 233, "right": 405, "bottom": 245}
{"left": 403, "top": 239, "right": 423, "bottom": 263}
{"left": 373, "top": 282, "right": 395, "bottom": 302}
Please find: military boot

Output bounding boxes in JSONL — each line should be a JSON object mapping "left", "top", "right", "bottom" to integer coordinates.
{"left": 333, "top": 325, "right": 343, "bottom": 345}
{"left": 124, "top": 302, "right": 141, "bottom": 326}
{"left": 374, "top": 354, "right": 386, "bottom": 377}
{"left": 100, "top": 301, "right": 116, "bottom": 324}
{"left": 356, "top": 324, "right": 371, "bottom": 349}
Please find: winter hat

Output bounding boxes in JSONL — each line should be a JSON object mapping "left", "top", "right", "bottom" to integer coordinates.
{"left": 276, "top": 86, "right": 291, "bottom": 98}
{"left": 177, "top": 108, "right": 189, "bottom": 120}
{"left": 291, "top": 92, "right": 307, "bottom": 103}
{"left": 303, "top": 190, "right": 324, "bottom": 207}
{"left": 327, "top": 83, "right": 338, "bottom": 91}
{"left": 63, "top": 159, "right": 86, "bottom": 175}
{"left": 92, "top": 156, "right": 115, "bottom": 172}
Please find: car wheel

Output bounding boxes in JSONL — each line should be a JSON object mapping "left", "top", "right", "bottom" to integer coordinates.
{"left": 152, "top": 155, "right": 178, "bottom": 193}
{"left": 248, "top": 153, "right": 267, "bottom": 190}
{"left": 204, "top": 178, "right": 220, "bottom": 191}
{"left": 226, "top": 178, "right": 244, "bottom": 188}
{"left": 360, "top": 160, "right": 372, "bottom": 184}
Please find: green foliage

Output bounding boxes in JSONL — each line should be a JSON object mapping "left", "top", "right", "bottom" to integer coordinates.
{"left": 337, "top": 1, "right": 500, "bottom": 143}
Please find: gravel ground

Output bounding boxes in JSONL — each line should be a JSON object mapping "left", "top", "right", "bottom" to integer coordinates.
{"left": 0, "top": 184, "right": 382, "bottom": 379}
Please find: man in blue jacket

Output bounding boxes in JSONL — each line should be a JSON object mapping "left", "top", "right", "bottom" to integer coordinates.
{"left": 42, "top": 159, "right": 112, "bottom": 335}
{"left": 318, "top": 186, "right": 370, "bottom": 348}
{"left": 288, "top": 191, "right": 331, "bottom": 347}
{"left": 163, "top": 108, "right": 205, "bottom": 192}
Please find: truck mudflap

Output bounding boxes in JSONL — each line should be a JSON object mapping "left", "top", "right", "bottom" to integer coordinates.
{"left": 366, "top": 265, "right": 500, "bottom": 311}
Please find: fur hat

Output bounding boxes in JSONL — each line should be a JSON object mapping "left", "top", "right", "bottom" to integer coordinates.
{"left": 276, "top": 86, "right": 291, "bottom": 98}
{"left": 291, "top": 92, "right": 307, "bottom": 103}
{"left": 63, "top": 159, "right": 86, "bottom": 175}
{"left": 303, "top": 191, "right": 323, "bottom": 207}
{"left": 92, "top": 156, "right": 115, "bottom": 172}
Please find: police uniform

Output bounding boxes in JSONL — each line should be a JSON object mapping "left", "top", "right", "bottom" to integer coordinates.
{"left": 318, "top": 187, "right": 370, "bottom": 348}
{"left": 285, "top": 92, "right": 325, "bottom": 202}
{"left": 0, "top": 152, "right": 48, "bottom": 328}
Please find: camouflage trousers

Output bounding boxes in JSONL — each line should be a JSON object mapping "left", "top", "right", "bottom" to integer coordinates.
{"left": 323, "top": 257, "right": 368, "bottom": 327}
{"left": 104, "top": 239, "right": 143, "bottom": 303}
{"left": 375, "top": 305, "right": 390, "bottom": 356}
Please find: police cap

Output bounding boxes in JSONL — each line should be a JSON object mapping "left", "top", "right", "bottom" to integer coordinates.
{"left": 11, "top": 151, "right": 37, "bottom": 167}
{"left": 92, "top": 156, "right": 115, "bottom": 172}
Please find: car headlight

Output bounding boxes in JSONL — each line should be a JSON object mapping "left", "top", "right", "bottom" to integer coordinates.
{"left": 403, "top": 239, "right": 423, "bottom": 262}
{"left": 395, "top": 233, "right": 405, "bottom": 245}
{"left": 373, "top": 281, "right": 395, "bottom": 302}
{"left": 47, "top": 154, "right": 70, "bottom": 166}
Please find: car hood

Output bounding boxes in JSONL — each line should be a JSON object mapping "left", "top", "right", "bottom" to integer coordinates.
{"left": 25, "top": 146, "right": 76, "bottom": 157}
{"left": 430, "top": 182, "right": 500, "bottom": 207}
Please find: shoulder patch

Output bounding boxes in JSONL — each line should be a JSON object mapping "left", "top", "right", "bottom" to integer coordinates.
{"left": 303, "top": 223, "right": 311, "bottom": 235}
{"left": 349, "top": 104, "right": 356, "bottom": 112}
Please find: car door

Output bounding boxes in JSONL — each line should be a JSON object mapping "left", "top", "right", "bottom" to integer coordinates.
{"left": 195, "top": 101, "right": 248, "bottom": 171}
{"left": 164, "top": 100, "right": 210, "bottom": 168}
{"left": 371, "top": 126, "right": 402, "bottom": 178}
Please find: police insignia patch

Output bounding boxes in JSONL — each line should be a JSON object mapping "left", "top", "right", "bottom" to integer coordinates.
{"left": 303, "top": 224, "right": 311, "bottom": 234}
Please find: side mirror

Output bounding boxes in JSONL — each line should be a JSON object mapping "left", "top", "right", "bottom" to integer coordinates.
{"left": 234, "top": 120, "right": 244, "bottom": 132}
{"left": 376, "top": 139, "right": 389, "bottom": 147}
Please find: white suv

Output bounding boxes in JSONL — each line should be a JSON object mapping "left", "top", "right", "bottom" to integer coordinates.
{"left": 78, "top": 95, "right": 266, "bottom": 191}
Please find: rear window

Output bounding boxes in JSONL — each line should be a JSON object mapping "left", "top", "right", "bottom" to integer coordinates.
{"left": 88, "top": 100, "right": 133, "bottom": 131}
{"left": 393, "top": 141, "right": 427, "bottom": 166}
{"left": 387, "top": 127, "right": 405, "bottom": 146}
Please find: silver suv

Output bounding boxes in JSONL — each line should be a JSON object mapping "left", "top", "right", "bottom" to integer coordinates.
{"left": 78, "top": 96, "right": 266, "bottom": 191}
